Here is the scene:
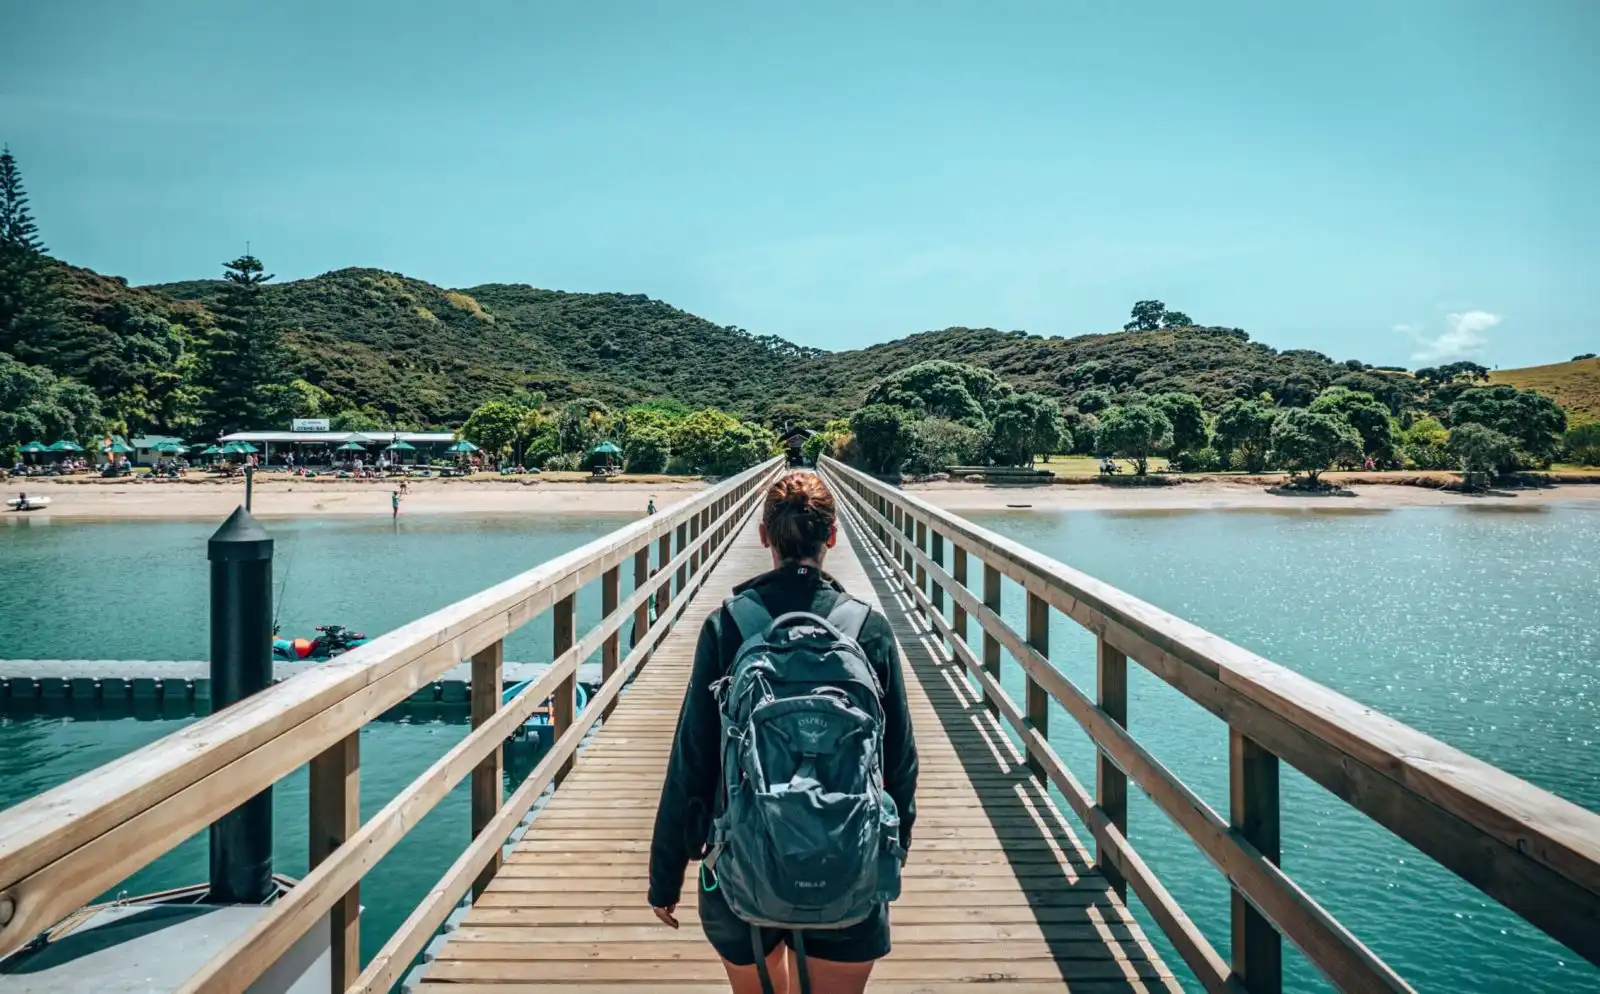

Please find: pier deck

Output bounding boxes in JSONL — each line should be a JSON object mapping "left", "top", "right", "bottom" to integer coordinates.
{"left": 417, "top": 512, "right": 1175, "bottom": 991}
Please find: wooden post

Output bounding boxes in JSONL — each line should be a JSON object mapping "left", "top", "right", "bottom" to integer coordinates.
{"left": 952, "top": 544, "right": 968, "bottom": 645}
{"left": 308, "top": 732, "right": 359, "bottom": 990}
{"left": 552, "top": 593, "right": 577, "bottom": 785}
{"left": 469, "top": 639, "right": 503, "bottom": 899}
{"left": 688, "top": 515, "right": 702, "bottom": 578}
{"left": 674, "top": 522, "right": 688, "bottom": 597}
{"left": 1096, "top": 635, "right": 1128, "bottom": 897}
{"left": 901, "top": 508, "right": 914, "bottom": 575}
{"left": 914, "top": 520, "right": 928, "bottom": 614}
{"left": 631, "top": 546, "right": 650, "bottom": 656}
{"left": 890, "top": 505, "right": 903, "bottom": 574}
{"left": 1231, "top": 730, "right": 1282, "bottom": 993}
{"left": 601, "top": 564, "right": 620, "bottom": 699}
{"left": 656, "top": 533, "right": 672, "bottom": 625}
{"left": 1025, "top": 592, "right": 1049, "bottom": 779}
{"left": 930, "top": 531, "right": 945, "bottom": 615}
{"left": 982, "top": 561, "right": 1001, "bottom": 716}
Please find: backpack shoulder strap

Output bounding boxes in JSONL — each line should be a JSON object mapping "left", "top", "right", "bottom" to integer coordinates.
{"left": 724, "top": 590, "right": 772, "bottom": 644}
{"left": 825, "top": 595, "right": 871, "bottom": 642}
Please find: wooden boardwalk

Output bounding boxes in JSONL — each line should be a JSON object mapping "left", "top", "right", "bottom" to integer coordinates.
{"left": 420, "top": 512, "right": 1176, "bottom": 992}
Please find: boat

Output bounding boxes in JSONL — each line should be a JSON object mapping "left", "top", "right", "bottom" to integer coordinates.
{"left": 5, "top": 495, "right": 50, "bottom": 511}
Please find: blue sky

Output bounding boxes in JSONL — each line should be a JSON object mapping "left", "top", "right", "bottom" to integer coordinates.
{"left": 3, "top": 0, "right": 1595, "bottom": 368}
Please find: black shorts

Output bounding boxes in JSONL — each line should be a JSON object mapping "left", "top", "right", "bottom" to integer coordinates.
{"left": 696, "top": 865, "right": 891, "bottom": 966}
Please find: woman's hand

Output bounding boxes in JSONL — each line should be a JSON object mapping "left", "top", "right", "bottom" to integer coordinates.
{"left": 653, "top": 904, "right": 679, "bottom": 929}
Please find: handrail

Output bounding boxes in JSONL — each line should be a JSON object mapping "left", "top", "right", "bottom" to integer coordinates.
{"left": 0, "top": 456, "right": 784, "bottom": 984}
{"left": 819, "top": 455, "right": 1600, "bottom": 992}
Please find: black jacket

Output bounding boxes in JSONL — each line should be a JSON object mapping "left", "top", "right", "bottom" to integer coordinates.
{"left": 646, "top": 562, "right": 919, "bottom": 909}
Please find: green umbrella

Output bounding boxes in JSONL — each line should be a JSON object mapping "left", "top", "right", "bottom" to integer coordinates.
{"left": 589, "top": 441, "right": 623, "bottom": 456}
{"left": 104, "top": 441, "right": 134, "bottom": 454}
{"left": 447, "top": 440, "right": 479, "bottom": 453}
{"left": 48, "top": 440, "right": 84, "bottom": 452}
{"left": 19, "top": 441, "right": 47, "bottom": 453}
{"left": 336, "top": 441, "right": 367, "bottom": 452}
{"left": 229, "top": 441, "right": 259, "bottom": 454}
{"left": 385, "top": 439, "right": 416, "bottom": 451}
{"left": 201, "top": 445, "right": 222, "bottom": 455}
{"left": 153, "top": 442, "right": 184, "bottom": 454}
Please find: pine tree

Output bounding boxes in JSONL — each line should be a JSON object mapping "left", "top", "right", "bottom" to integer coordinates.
{"left": 0, "top": 145, "right": 58, "bottom": 359}
{"left": 194, "top": 252, "right": 296, "bottom": 438}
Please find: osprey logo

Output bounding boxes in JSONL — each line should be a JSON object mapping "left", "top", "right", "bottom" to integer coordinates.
{"left": 796, "top": 715, "right": 829, "bottom": 742}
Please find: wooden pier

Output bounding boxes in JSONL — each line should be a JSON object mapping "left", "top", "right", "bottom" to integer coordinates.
{"left": 0, "top": 455, "right": 1596, "bottom": 993}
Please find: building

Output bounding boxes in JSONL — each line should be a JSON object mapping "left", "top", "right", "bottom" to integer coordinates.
{"left": 217, "top": 430, "right": 459, "bottom": 467}
{"left": 777, "top": 425, "right": 816, "bottom": 466}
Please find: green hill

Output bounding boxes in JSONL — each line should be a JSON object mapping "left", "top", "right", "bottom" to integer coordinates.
{"left": 24, "top": 257, "right": 1392, "bottom": 433}
{"left": 1489, "top": 357, "right": 1600, "bottom": 426}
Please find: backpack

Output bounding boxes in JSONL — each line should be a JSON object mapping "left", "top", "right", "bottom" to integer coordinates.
{"left": 704, "top": 589, "right": 905, "bottom": 940}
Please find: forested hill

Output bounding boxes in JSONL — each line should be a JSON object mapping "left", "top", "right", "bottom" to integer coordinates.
{"left": 35, "top": 256, "right": 1386, "bottom": 431}
{"left": 147, "top": 267, "right": 823, "bottom": 424}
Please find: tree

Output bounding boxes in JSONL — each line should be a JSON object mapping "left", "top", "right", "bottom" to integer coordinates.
{"left": 1400, "top": 416, "right": 1452, "bottom": 470}
{"left": 1094, "top": 404, "right": 1172, "bottom": 475}
{"left": 1309, "top": 387, "right": 1398, "bottom": 466}
{"left": 849, "top": 404, "right": 917, "bottom": 474}
{"left": 908, "top": 417, "right": 986, "bottom": 473}
{"left": 990, "top": 392, "right": 1063, "bottom": 466}
{"left": 1563, "top": 422, "right": 1600, "bottom": 467}
{"left": 462, "top": 400, "right": 526, "bottom": 459}
{"left": 1269, "top": 408, "right": 1363, "bottom": 486}
{"left": 623, "top": 424, "right": 671, "bottom": 473}
{"left": 1123, "top": 300, "right": 1195, "bottom": 331}
{"left": 1213, "top": 398, "right": 1276, "bottom": 471}
{"left": 1448, "top": 385, "right": 1567, "bottom": 466}
{"left": 555, "top": 397, "right": 611, "bottom": 453}
{"left": 0, "top": 351, "right": 103, "bottom": 460}
{"left": 1150, "top": 392, "right": 1208, "bottom": 454}
{"left": 0, "top": 146, "right": 58, "bottom": 362}
{"left": 193, "top": 253, "right": 295, "bottom": 438}
{"left": 863, "top": 360, "right": 1009, "bottom": 427}
{"left": 1124, "top": 300, "right": 1166, "bottom": 332}
{"left": 1448, "top": 423, "right": 1517, "bottom": 488}
{"left": 330, "top": 408, "right": 384, "bottom": 432}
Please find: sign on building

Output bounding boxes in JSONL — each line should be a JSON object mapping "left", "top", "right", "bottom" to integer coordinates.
{"left": 291, "top": 418, "right": 331, "bottom": 433}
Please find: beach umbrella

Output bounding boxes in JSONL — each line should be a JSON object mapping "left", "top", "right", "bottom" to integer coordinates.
{"left": 447, "top": 440, "right": 479, "bottom": 453}
{"left": 19, "top": 441, "right": 47, "bottom": 453}
{"left": 104, "top": 441, "right": 135, "bottom": 454}
{"left": 201, "top": 445, "right": 222, "bottom": 455}
{"left": 230, "top": 442, "right": 259, "bottom": 454}
{"left": 48, "top": 440, "right": 84, "bottom": 452}
{"left": 589, "top": 441, "right": 623, "bottom": 456}
{"left": 336, "top": 441, "right": 367, "bottom": 452}
{"left": 385, "top": 439, "right": 416, "bottom": 451}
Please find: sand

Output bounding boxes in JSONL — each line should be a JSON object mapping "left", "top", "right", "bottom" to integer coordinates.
{"left": 5, "top": 474, "right": 1598, "bottom": 523}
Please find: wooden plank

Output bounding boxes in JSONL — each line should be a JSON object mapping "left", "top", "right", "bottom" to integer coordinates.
{"left": 307, "top": 732, "right": 358, "bottom": 991}
{"left": 552, "top": 593, "right": 576, "bottom": 786}
{"left": 1025, "top": 591, "right": 1049, "bottom": 782}
{"left": 470, "top": 640, "right": 503, "bottom": 899}
{"left": 982, "top": 560, "right": 1002, "bottom": 717}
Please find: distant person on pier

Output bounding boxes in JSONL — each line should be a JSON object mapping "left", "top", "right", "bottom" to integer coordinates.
{"left": 648, "top": 471, "right": 918, "bottom": 994}
{"left": 647, "top": 497, "right": 656, "bottom": 516}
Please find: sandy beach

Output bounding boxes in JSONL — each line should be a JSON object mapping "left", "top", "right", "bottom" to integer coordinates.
{"left": 4, "top": 474, "right": 1598, "bottom": 522}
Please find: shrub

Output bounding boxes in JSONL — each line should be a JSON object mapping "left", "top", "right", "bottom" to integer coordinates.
{"left": 1169, "top": 447, "right": 1222, "bottom": 472}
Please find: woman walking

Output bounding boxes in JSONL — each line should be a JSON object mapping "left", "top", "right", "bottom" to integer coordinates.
{"left": 649, "top": 472, "right": 918, "bottom": 994}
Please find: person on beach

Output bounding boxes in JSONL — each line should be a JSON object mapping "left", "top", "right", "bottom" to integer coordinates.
{"left": 648, "top": 472, "right": 918, "bottom": 994}
{"left": 391, "top": 489, "right": 400, "bottom": 518}
{"left": 648, "top": 496, "right": 656, "bottom": 515}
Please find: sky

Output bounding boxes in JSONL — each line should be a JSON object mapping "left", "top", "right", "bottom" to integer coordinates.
{"left": 3, "top": 0, "right": 1596, "bottom": 369}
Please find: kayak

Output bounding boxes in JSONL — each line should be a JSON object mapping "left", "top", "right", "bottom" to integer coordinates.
{"left": 5, "top": 496, "right": 50, "bottom": 511}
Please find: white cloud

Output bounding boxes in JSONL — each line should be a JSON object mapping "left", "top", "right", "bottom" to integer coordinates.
{"left": 1404, "top": 311, "right": 1500, "bottom": 363}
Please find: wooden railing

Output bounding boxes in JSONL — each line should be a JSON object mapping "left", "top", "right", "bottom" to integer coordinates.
{"left": 0, "top": 456, "right": 784, "bottom": 992}
{"left": 819, "top": 455, "right": 1600, "bottom": 993}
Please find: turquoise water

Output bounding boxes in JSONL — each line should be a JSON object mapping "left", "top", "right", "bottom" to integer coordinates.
{"left": 0, "top": 512, "right": 636, "bottom": 967}
{"left": 3, "top": 505, "right": 1597, "bottom": 990}
{"left": 957, "top": 503, "right": 1600, "bottom": 993}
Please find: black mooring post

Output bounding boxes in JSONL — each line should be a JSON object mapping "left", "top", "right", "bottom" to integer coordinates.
{"left": 208, "top": 505, "right": 275, "bottom": 904}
